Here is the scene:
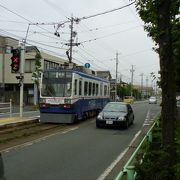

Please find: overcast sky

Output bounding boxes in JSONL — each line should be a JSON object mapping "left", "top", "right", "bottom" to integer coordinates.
{"left": 0, "top": 0, "right": 160, "bottom": 86}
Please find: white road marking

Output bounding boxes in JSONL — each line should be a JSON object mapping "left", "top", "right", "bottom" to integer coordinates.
{"left": 143, "top": 123, "right": 151, "bottom": 126}
{"left": 129, "top": 130, "right": 141, "bottom": 147}
{"left": 97, "top": 130, "right": 141, "bottom": 180}
{"left": 97, "top": 147, "right": 129, "bottom": 180}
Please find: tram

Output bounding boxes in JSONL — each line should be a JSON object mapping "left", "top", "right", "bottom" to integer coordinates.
{"left": 39, "top": 66, "right": 110, "bottom": 123}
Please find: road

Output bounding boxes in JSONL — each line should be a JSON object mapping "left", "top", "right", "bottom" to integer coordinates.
{"left": 1, "top": 102, "right": 161, "bottom": 180}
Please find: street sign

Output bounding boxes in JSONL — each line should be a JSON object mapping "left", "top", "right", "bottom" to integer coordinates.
{"left": 84, "top": 63, "right": 90, "bottom": 68}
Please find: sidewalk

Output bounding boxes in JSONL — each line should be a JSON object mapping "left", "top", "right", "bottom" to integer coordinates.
{"left": 0, "top": 105, "right": 40, "bottom": 128}
{"left": 0, "top": 116, "right": 39, "bottom": 129}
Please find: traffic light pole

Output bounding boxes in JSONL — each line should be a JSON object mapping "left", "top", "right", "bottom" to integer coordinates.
{"left": 20, "top": 42, "right": 25, "bottom": 117}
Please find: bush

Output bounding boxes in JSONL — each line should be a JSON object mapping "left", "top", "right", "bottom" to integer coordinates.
{"left": 135, "top": 119, "right": 179, "bottom": 180}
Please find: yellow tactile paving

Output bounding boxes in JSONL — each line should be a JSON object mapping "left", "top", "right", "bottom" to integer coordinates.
{"left": 0, "top": 117, "right": 38, "bottom": 126}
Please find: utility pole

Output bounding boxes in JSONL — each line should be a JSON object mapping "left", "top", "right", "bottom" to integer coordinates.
{"left": 65, "top": 16, "right": 80, "bottom": 63}
{"left": 146, "top": 76, "right": 149, "bottom": 97}
{"left": 69, "top": 17, "right": 73, "bottom": 63}
{"left": 140, "top": 73, "right": 144, "bottom": 99}
{"left": 119, "top": 74, "right": 122, "bottom": 100}
{"left": 130, "top": 65, "right": 135, "bottom": 97}
{"left": 115, "top": 52, "right": 118, "bottom": 101}
{"left": 19, "top": 41, "right": 25, "bottom": 117}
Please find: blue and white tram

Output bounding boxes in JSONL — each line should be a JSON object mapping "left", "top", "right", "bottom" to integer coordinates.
{"left": 39, "top": 68, "right": 110, "bottom": 123}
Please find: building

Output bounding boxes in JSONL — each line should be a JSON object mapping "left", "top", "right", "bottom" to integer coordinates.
{"left": 0, "top": 35, "right": 67, "bottom": 104}
{"left": 96, "top": 71, "right": 112, "bottom": 81}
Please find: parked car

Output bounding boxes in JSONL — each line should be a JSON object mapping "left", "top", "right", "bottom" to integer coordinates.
{"left": 149, "top": 96, "right": 157, "bottom": 104}
{"left": 96, "top": 102, "right": 134, "bottom": 129}
{"left": 123, "top": 96, "right": 134, "bottom": 104}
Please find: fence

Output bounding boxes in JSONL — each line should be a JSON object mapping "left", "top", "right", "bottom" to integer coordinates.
{"left": 115, "top": 119, "right": 159, "bottom": 180}
{"left": 0, "top": 99, "right": 12, "bottom": 117}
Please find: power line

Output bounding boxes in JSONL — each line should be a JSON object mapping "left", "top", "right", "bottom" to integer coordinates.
{"left": 78, "top": 1, "right": 136, "bottom": 21}
{"left": 0, "top": 3, "right": 58, "bottom": 36}
{"left": 79, "top": 26, "right": 141, "bottom": 44}
{"left": 54, "top": 1, "right": 136, "bottom": 34}
{"left": 78, "top": 20, "right": 139, "bottom": 33}
{"left": 78, "top": 22, "right": 116, "bottom": 55}
{"left": 0, "top": 19, "right": 27, "bottom": 24}
{"left": 27, "top": 39, "right": 67, "bottom": 50}
{"left": 0, "top": 4, "right": 34, "bottom": 23}
{"left": 0, "top": 29, "right": 67, "bottom": 58}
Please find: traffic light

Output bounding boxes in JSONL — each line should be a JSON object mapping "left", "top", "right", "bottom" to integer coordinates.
{"left": 11, "top": 48, "right": 20, "bottom": 73}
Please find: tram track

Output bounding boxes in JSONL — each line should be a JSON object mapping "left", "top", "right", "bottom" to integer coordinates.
{"left": 0, "top": 121, "right": 70, "bottom": 150}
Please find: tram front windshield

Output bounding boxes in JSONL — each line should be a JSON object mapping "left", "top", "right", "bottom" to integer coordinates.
{"left": 41, "top": 71, "right": 72, "bottom": 97}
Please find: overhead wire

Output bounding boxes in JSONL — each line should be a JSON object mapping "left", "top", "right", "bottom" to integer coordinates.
{"left": 0, "top": 28, "right": 67, "bottom": 58}
{"left": 78, "top": 20, "right": 138, "bottom": 33}
{"left": 78, "top": 22, "right": 116, "bottom": 54}
{"left": 0, "top": 3, "right": 62, "bottom": 38}
{"left": 79, "top": 25, "right": 142, "bottom": 44}
{"left": 0, "top": 0, "right": 150, "bottom": 83}
{"left": 78, "top": 1, "right": 136, "bottom": 21}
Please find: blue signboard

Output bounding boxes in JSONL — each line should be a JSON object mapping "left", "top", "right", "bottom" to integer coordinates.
{"left": 84, "top": 63, "right": 90, "bottom": 68}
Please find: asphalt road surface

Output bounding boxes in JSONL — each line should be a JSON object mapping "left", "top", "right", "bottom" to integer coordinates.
{"left": 1, "top": 102, "right": 161, "bottom": 180}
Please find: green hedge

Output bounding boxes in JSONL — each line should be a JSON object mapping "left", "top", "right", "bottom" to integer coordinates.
{"left": 135, "top": 118, "right": 180, "bottom": 180}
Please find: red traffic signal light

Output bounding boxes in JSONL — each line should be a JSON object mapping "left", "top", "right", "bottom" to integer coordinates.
{"left": 11, "top": 49, "right": 20, "bottom": 73}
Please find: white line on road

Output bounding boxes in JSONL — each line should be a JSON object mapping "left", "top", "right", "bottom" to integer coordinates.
{"left": 97, "top": 130, "right": 141, "bottom": 180}
{"left": 97, "top": 147, "right": 129, "bottom": 180}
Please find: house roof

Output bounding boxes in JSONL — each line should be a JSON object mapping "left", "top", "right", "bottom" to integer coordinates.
{"left": 25, "top": 46, "right": 40, "bottom": 53}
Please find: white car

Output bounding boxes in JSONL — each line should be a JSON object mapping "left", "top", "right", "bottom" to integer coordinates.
{"left": 149, "top": 96, "right": 157, "bottom": 104}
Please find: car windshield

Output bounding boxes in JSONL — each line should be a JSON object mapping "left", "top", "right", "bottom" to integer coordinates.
{"left": 103, "top": 103, "right": 127, "bottom": 112}
{"left": 150, "top": 97, "right": 156, "bottom": 99}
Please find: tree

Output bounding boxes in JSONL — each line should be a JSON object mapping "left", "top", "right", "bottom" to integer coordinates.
{"left": 136, "top": 0, "right": 179, "bottom": 177}
{"left": 172, "top": 15, "right": 180, "bottom": 92}
{"left": 32, "top": 52, "right": 42, "bottom": 104}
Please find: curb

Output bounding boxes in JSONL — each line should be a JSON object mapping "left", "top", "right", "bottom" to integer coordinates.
{"left": 0, "top": 117, "right": 39, "bottom": 130}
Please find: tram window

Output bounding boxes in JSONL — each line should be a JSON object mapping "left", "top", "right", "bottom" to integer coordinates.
{"left": 104, "top": 85, "right": 107, "bottom": 96}
{"left": 84, "top": 81, "right": 88, "bottom": 96}
{"left": 96, "top": 84, "right": 99, "bottom": 96}
{"left": 89, "top": 82, "right": 92, "bottom": 96}
{"left": 93, "top": 83, "right": 95, "bottom": 96}
{"left": 66, "top": 72, "right": 72, "bottom": 78}
{"left": 79, "top": 81, "right": 82, "bottom": 95}
{"left": 74, "top": 79, "right": 77, "bottom": 95}
{"left": 43, "top": 72, "right": 48, "bottom": 77}
{"left": 107, "top": 85, "right": 110, "bottom": 96}
{"left": 66, "top": 82, "right": 72, "bottom": 96}
{"left": 48, "top": 72, "right": 57, "bottom": 78}
{"left": 100, "top": 84, "right": 102, "bottom": 96}
{"left": 57, "top": 72, "right": 65, "bottom": 78}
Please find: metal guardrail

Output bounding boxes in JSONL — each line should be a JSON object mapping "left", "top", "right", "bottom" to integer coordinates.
{"left": 115, "top": 119, "right": 159, "bottom": 180}
{"left": 0, "top": 99, "right": 12, "bottom": 117}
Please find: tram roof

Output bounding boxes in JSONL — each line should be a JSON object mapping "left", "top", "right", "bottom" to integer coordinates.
{"left": 43, "top": 68, "right": 109, "bottom": 83}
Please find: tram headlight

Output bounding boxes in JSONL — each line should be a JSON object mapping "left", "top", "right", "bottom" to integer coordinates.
{"left": 64, "top": 98, "right": 71, "bottom": 104}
